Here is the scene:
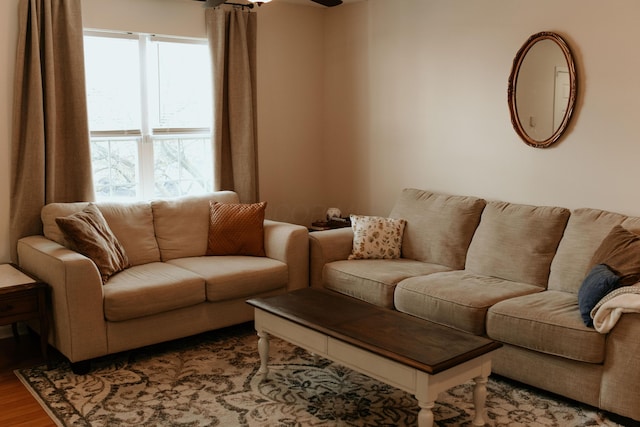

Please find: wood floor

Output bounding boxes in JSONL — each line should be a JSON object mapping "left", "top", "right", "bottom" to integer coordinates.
{"left": 0, "top": 332, "right": 56, "bottom": 426}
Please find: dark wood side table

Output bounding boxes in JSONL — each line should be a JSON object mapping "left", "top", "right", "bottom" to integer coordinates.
{"left": 0, "top": 264, "right": 50, "bottom": 369}
{"left": 309, "top": 217, "right": 352, "bottom": 231}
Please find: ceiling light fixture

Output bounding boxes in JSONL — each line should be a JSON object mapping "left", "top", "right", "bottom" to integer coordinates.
{"left": 247, "top": 0, "right": 272, "bottom": 6}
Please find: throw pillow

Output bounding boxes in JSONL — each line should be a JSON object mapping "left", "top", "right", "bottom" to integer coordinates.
{"left": 55, "top": 204, "right": 130, "bottom": 284}
{"left": 589, "top": 225, "right": 640, "bottom": 285}
{"left": 348, "top": 215, "right": 406, "bottom": 260}
{"left": 578, "top": 264, "right": 622, "bottom": 327}
{"left": 206, "top": 201, "right": 266, "bottom": 256}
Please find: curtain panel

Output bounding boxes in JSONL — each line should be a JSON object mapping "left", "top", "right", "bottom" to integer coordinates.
{"left": 206, "top": 7, "right": 259, "bottom": 204}
{"left": 10, "top": 0, "right": 94, "bottom": 262}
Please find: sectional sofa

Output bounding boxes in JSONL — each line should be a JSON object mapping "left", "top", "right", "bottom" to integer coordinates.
{"left": 309, "top": 188, "right": 640, "bottom": 422}
{"left": 17, "top": 191, "right": 309, "bottom": 372}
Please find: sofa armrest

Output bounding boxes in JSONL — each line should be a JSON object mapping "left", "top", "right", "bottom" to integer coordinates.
{"left": 263, "top": 220, "right": 309, "bottom": 291}
{"left": 600, "top": 313, "right": 640, "bottom": 421}
{"left": 17, "top": 235, "right": 108, "bottom": 363}
{"left": 309, "top": 227, "right": 354, "bottom": 288}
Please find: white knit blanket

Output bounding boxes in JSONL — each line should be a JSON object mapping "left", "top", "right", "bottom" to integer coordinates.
{"left": 591, "top": 285, "right": 640, "bottom": 333}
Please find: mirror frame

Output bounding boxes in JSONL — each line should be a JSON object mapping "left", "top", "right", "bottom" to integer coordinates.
{"left": 508, "top": 31, "right": 577, "bottom": 148}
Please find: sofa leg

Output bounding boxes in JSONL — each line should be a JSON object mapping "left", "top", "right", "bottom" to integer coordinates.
{"left": 70, "top": 360, "right": 91, "bottom": 375}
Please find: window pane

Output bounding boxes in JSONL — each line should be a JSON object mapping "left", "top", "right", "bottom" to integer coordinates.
{"left": 84, "top": 36, "right": 141, "bottom": 131}
{"left": 148, "top": 40, "right": 212, "bottom": 129}
{"left": 153, "top": 137, "right": 213, "bottom": 198}
{"left": 91, "top": 138, "right": 139, "bottom": 200}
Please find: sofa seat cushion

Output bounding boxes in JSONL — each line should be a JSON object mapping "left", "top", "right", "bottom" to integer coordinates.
{"left": 487, "top": 290, "right": 606, "bottom": 364}
{"left": 323, "top": 259, "right": 452, "bottom": 309}
{"left": 104, "top": 262, "right": 206, "bottom": 322}
{"left": 394, "top": 271, "right": 543, "bottom": 335}
{"left": 168, "top": 256, "right": 287, "bottom": 302}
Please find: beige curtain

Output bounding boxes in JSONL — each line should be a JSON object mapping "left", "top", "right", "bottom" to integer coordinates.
{"left": 206, "top": 7, "right": 259, "bottom": 203}
{"left": 10, "top": 0, "right": 94, "bottom": 262}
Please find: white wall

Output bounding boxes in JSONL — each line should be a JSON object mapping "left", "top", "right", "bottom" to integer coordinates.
{"left": 324, "top": 0, "right": 640, "bottom": 219}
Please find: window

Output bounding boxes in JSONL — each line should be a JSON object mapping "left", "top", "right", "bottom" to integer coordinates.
{"left": 84, "top": 32, "right": 213, "bottom": 201}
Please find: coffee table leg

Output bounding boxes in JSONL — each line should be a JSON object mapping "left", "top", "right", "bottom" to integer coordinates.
{"left": 472, "top": 375, "right": 488, "bottom": 426}
{"left": 417, "top": 400, "right": 435, "bottom": 427}
{"left": 257, "top": 330, "right": 270, "bottom": 381}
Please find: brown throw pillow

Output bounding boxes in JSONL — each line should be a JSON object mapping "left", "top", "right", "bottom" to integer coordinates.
{"left": 206, "top": 201, "right": 266, "bottom": 256}
{"left": 56, "top": 204, "right": 130, "bottom": 284}
{"left": 589, "top": 225, "right": 640, "bottom": 285}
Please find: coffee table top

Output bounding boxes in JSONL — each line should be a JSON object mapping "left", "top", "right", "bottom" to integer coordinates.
{"left": 247, "top": 288, "right": 501, "bottom": 374}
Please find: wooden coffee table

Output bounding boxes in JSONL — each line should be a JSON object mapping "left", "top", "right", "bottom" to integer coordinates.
{"left": 247, "top": 288, "right": 501, "bottom": 427}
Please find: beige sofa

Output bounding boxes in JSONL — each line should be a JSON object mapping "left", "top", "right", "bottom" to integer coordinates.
{"left": 17, "top": 191, "right": 309, "bottom": 373}
{"left": 310, "top": 188, "right": 640, "bottom": 423}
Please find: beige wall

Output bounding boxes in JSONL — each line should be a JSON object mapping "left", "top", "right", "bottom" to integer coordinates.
{"left": 324, "top": 0, "right": 640, "bottom": 218}
{"left": 3, "top": 0, "right": 640, "bottom": 265}
{"left": 0, "top": 0, "right": 328, "bottom": 264}
{"left": 0, "top": 1, "right": 19, "bottom": 263}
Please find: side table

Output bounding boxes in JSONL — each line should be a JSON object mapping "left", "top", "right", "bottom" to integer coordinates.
{"left": 0, "top": 264, "right": 50, "bottom": 369}
{"left": 309, "top": 217, "right": 352, "bottom": 232}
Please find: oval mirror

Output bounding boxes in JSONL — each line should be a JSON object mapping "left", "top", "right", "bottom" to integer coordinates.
{"left": 508, "top": 32, "right": 577, "bottom": 148}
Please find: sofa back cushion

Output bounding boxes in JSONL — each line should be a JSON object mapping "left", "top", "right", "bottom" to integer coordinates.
{"left": 98, "top": 202, "right": 160, "bottom": 266}
{"left": 388, "top": 188, "right": 486, "bottom": 269}
{"left": 151, "top": 191, "right": 239, "bottom": 261}
{"left": 465, "top": 201, "right": 570, "bottom": 287}
{"left": 548, "top": 208, "right": 626, "bottom": 293}
{"left": 42, "top": 202, "right": 90, "bottom": 246}
{"left": 42, "top": 201, "right": 161, "bottom": 267}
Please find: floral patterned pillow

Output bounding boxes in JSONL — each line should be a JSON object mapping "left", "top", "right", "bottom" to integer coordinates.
{"left": 348, "top": 215, "right": 407, "bottom": 260}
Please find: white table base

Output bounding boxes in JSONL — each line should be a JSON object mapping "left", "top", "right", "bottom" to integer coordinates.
{"left": 254, "top": 308, "right": 493, "bottom": 427}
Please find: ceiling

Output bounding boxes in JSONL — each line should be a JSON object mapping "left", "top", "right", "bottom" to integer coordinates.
{"left": 272, "top": 0, "right": 363, "bottom": 6}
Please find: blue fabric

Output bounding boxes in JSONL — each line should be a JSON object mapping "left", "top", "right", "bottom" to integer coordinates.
{"left": 578, "top": 264, "right": 622, "bottom": 327}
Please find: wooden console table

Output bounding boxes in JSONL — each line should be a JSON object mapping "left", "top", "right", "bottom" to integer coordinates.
{"left": 0, "top": 264, "right": 50, "bottom": 369}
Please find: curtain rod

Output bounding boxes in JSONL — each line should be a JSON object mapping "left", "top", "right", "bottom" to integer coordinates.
{"left": 218, "top": 2, "right": 255, "bottom": 9}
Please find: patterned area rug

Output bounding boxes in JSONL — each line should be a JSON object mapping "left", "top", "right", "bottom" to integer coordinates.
{"left": 16, "top": 323, "right": 621, "bottom": 426}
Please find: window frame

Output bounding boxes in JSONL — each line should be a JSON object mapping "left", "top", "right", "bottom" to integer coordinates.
{"left": 84, "top": 30, "right": 213, "bottom": 201}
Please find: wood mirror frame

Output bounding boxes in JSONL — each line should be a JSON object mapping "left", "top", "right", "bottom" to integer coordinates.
{"left": 508, "top": 32, "right": 577, "bottom": 148}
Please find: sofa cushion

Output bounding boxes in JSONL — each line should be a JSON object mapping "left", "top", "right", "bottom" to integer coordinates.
{"left": 103, "top": 262, "right": 206, "bottom": 321}
{"left": 206, "top": 201, "right": 266, "bottom": 256}
{"left": 578, "top": 264, "right": 622, "bottom": 327}
{"left": 588, "top": 225, "right": 640, "bottom": 286}
{"left": 323, "top": 259, "right": 452, "bottom": 309}
{"left": 151, "top": 191, "right": 239, "bottom": 261}
{"left": 487, "top": 291, "right": 606, "bottom": 364}
{"left": 55, "top": 204, "right": 130, "bottom": 284}
{"left": 348, "top": 215, "right": 406, "bottom": 260}
{"left": 394, "top": 271, "right": 543, "bottom": 335}
{"left": 98, "top": 202, "right": 161, "bottom": 266}
{"left": 465, "top": 201, "right": 570, "bottom": 287}
{"left": 168, "top": 256, "right": 287, "bottom": 302}
{"left": 548, "top": 208, "right": 626, "bottom": 293}
{"left": 388, "top": 188, "right": 485, "bottom": 269}
{"left": 42, "top": 201, "right": 90, "bottom": 246}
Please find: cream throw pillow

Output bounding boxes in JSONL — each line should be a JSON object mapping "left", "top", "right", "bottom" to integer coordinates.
{"left": 348, "top": 215, "right": 406, "bottom": 260}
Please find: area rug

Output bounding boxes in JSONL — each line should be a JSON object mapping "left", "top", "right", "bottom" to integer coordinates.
{"left": 16, "top": 323, "right": 621, "bottom": 426}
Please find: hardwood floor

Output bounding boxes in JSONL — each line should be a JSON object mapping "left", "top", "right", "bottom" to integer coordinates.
{"left": 0, "top": 332, "right": 56, "bottom": 426}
